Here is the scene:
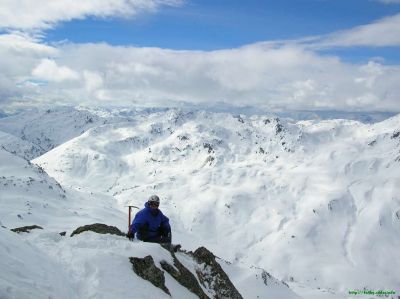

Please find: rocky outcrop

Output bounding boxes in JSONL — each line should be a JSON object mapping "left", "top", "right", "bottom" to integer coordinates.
{"left": 193, "top": 247, "right": 243, "bottom": 299}
{"left": 70, "top": 223, "right": 125, "bottom": 237}
{"left": 11, "top": 225, "right": 43, "bottom": 233}
{"left": 160, "top": 251, "right": 210, "bottom": 299}
{"left": 129, "top": 255, "right": 170, "bottom": 296}
{"left": 129, "top": 245, "right": 244, "bottom": 299}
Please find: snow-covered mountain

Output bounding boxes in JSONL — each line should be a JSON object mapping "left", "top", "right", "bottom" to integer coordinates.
{"left": 1, "top": 107, "right": 399, "bottom": 298}
{"left": 0, "top": 130, "right": 42, "bottom": 160}
{"left": 0, "top": 106, "right": 135, "bottom": 159}
{"left": 0, "top": 109, "right": 300, "bottom": 299}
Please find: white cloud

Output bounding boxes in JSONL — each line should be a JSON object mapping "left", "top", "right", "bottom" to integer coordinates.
{"left": 376, "top": 0, "right": 400, "bottom": 4}
{"left": 317, "top": 13, "right": 400, "bottom": 47}
{"left": 83, "top": 70, "right": 103, "bottom": 93}
{"left": 0, "top": 32, "right": 56, "bottom": 54}
{"left": 32, "top": 59, "right": 80, "bottom": 82}
{"left": 0, "top": 0, "right": 184, "bottom": 31}
{"left": 0, "top": 41, "right": 396, "bottom": 112}
{"left": 0, "top": 33, "right": 58, "bottom": 102}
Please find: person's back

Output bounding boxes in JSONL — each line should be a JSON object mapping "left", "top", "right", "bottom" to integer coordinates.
{"left": 127, "top": 195, "right": 171, "bottom": 243}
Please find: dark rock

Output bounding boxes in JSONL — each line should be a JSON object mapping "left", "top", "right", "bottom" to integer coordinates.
{"left": 178, "top": 135, "right": 189, "bottom": 141}
{"left": 11, "top": 225, "right": 43, "bottom": 233}
{"left": 392, "top": 131, "right": 400, "bottom": 139}
{"left": 160, "top": 248, "right": 209, "bottom": 299}
{"left": 70, "top": 223, "right": 125, "bottom": 237}
{"left": 235, "top": 115, "right": 244, "bottom": 123}
{"left": 275, "top": 123, "right": 284, "bottom": 134}
{"left": 193, "top": 247, "right": 243, "bottom": 299}
{"left": 203, "top": 143, "right": 213, "bottom": 153}
{"left": 59, "top": 231, "right": 66, "bottom": 236}
{"left": 261, "top": 270, "right": 273, "bottom": 286}
{"left": 129, "top": 255, "right": 170, "bottom": 296}
{"left": 160, "top": 243, "right": 182, "bottom": 253}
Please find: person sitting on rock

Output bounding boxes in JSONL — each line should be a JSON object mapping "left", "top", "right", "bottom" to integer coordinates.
{"left": 127, "top": 195, "right": 171, "bottom": 244}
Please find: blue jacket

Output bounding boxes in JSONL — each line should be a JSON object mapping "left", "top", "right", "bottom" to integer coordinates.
{"left": 129, "top": 202, "right": 171, "bottom": 243}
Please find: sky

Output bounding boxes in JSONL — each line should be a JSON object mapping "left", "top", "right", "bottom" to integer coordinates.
{"left": 1, "top": 0, "right": 400, "bottom": 112}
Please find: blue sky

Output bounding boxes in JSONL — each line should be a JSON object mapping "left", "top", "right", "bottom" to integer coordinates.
{"left": 1, "top": 0, "right": 400, "bottom": 111}
{"left": 42, "top": 0, "right": 400, "bottom": 65}
{"left": 46, "top": 1, "right": 400, "bottom": 57}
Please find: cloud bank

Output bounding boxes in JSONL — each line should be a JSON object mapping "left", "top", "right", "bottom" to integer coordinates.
{"left": 1, "top": 36, "right": 399, "bottom": 112}
{"left": 0, "top": 1, "right": 399, "bottom": 112}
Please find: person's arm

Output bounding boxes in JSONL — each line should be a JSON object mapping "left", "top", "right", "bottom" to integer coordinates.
{"left": 160, "top": 214, "right": 171, "bottom": 243}
{"left": 128, "top": 212, "right": 145, "bottom": 238}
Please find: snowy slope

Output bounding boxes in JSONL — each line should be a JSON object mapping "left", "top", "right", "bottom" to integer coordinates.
{"left": 33, "top": 109, "right": 400, "bottom": 298}
{"left": 0, "top": 130, "right": 42, "bottom": 160}
{"left": 1, "top": 227, "right": 299, "bottom": 299}
{"left": 0, "top": 146, "right": 126, "bottom": 231}
{"left": 0, "top": 144, "right": 297, "bottom": 298}
{"left": 0, "top": 107, "right": 133, "bottom": 158}
{"left": 0, "top": 228, "right": 78, "bottom": 299}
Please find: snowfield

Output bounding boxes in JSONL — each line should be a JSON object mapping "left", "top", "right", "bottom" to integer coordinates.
{"left": 1, "top": 107, "right": 400, "bottom": 298}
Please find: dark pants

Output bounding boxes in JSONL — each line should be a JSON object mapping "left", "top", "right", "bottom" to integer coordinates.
{"left": 139, "top": 234, "right": 171, "bottom": 244}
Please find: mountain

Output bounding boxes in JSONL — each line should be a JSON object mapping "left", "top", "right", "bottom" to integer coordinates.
{"left": 0, "top": 124, "right": 298, "bottom": 298}
{"left": 2, "top": 106, "right": 399, "bottom": 298}
{"left": 0, "top": 106, "right": 133, "bottom": 158}
{"left": 32, "top": 108, "right": 400, "bottom": 298}
{"left": 0, "top": 130, "right": 43, "bottom": 160}
{"left": 0, "top": 146, "right": 125, "bottom": 231}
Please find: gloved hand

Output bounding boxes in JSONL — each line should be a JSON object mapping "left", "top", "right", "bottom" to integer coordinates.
{"left": 127, "top": 231, "right": 134, "bottom": 241}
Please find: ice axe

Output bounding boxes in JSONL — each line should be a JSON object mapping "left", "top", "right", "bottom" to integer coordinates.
{"left": 126, "top": 205, "right": 139, "bottom": 231}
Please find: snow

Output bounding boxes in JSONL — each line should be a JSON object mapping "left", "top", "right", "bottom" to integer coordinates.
{"left": 0, "top": 228, "right": 77, "bottom": 299}
{"left": 1, "top": 106, "right": 400, "bottom": 298}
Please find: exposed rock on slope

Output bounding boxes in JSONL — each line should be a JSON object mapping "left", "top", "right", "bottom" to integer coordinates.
{"left": 130, "top": 255, "right": 171, "bottom": 296}
{"left": 160, "top": 250, "right": 210, "bottom": 299}
{"left": 192, "top": 247, "right": 243, "bottom": 299}
{"left": 130, "top": 245, "right": 246, "bottom": 299}
{"left": 11, "top": 225, "right": 43, "bottom": 233}
{"left": 70, "top": 223, "right": 126, "bottom": 237}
